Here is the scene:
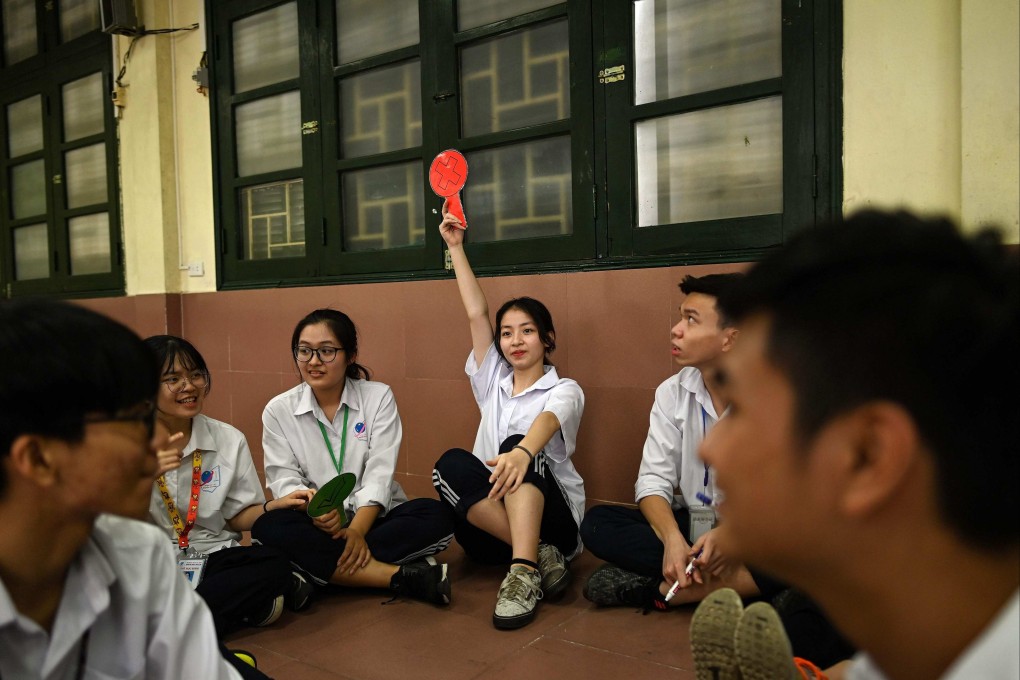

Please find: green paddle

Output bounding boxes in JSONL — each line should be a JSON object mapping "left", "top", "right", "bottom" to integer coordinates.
{"left": 306, "top": 472, "right": 357, "bottom": 524}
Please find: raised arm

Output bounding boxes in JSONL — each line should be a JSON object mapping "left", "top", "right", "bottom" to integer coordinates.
{"left": 439, "top": 200, "right": 493, "bottom": 365}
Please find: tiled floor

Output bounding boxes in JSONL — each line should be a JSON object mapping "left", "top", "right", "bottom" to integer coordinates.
{"left": 227, "top": 545, "right": 698, "bottom": 680}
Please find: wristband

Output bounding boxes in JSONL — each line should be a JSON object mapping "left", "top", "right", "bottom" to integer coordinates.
{"left": 263, "top": 500, "right": 271, "bottom": 513}
{"left": 512, "top": 444, "right": 534, "bottom": 461}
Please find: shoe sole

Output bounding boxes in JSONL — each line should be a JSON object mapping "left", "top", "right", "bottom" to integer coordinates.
{"left": 542, "top": 567, "right": 572, "bottom": 600}
{"left": 690, "top": 588, "right": 743, "bottom": 680}
{"left": 734, "top": 601, "right": 797, "bottom": 680}
{"left": 492, "top": 606, "right": 538, "bottom": 630}
{"left": 254, "top": 594, "right": 285, "bottom": 627}
{"left": 435, "top": 563, "right": 451, "bottom": 605}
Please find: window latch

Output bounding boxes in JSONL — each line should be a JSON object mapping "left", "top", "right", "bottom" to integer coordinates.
{"left": 433, "top": 91, "right": 455, "bottom": 102}
{"left": 598, "top": 65, "right": 625, "bottom": 84}
{"left": 302, "top": 120, "right": 319, "bottom": 135}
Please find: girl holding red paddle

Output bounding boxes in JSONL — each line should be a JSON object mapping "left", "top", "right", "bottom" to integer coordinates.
{"left": 433, "top": 200, "right": 587, "bottom": 630}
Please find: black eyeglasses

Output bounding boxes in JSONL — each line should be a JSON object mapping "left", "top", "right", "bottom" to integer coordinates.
{"left": 161, "top": 370, "right": 209, "bottom": 393}
{"left": 294, "top": 346, "right": 343, "bottom": 363}
{"left": 83, "top": 401, "right": 157, "bottom": 439}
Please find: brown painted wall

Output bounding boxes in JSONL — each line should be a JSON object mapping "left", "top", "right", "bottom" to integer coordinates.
{"left": 78, "top": 263, "right": 744, "bottom": 506}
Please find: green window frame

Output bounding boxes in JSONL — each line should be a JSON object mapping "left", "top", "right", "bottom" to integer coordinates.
{"left": 210, "top": 0, "right": 841, "bottom": 289}
{"left": 0, "top": 2, "right": 123, "bottom": 298}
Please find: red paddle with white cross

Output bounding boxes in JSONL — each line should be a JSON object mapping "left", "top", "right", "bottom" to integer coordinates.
{"left": 429, "top": 149, "right": 468, "bottom": 229}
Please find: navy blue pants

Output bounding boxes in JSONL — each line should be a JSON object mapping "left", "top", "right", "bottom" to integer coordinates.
{"left": 251, "top": 498, "right": 454, "bottom": 585}
{"left": 579, "top": 504, "right": 787, "bottom": 597}
{"left": 432, "top": 434, "right": 579, "bottom": 564}
{"left": 198, "top": 543, "right": 291, "bottom": 637}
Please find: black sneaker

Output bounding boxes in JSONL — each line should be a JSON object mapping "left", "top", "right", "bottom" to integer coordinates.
{"left": 391, "top": 557, "right": 451, "bottom": 605}
{"left": 583, "top": 564, "right": 665, "bottom": 611}
{"left": 249, "top": 594, "right": 284, "bottom": 626}
{"left": 285, "top": 570, "right": 314, "bottom": 612}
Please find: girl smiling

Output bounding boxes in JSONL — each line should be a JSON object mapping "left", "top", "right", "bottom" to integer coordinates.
{"left": 432, "top": 202, "right": 586, "bottom": 629}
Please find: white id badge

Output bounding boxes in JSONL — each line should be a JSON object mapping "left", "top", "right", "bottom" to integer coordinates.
{"left": 177, "top": 555, "right": 208, "bottom": 588}
{"left": 688, "top": 506, "right": 716, "bottom": 544}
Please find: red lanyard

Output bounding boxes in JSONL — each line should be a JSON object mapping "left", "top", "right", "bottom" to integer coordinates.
{"left": 155, "top": 450, "right": 203, "bottom": 550}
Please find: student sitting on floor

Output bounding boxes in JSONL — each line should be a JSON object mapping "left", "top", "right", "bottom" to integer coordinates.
{"left": 580, "top": 273, "right": 784, "bottom": 609}
{"left": 145, "top": 335, "right": 314, "bottom": 636}
{"left": 0, "top": 300, "right": 249, "bottom": 679}
{"left": 252, "top": 309, "right": 455, "bottom": 605}
{"left": 432, "top": 200, "right": 586, "bottom": 630}
{"left": 698, "top": 210, "right": 1018, "bottom": 679}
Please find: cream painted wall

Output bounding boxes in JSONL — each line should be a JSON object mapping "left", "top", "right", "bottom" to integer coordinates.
{"left": 117, "top": 0, "right": 215, "bottom": 295}
{"left": 961, "top": 0, "right": 1020, "bottom": 236}
{"left": 843, "top": 0, "right": 1019, "bottom": 241}
{"left": 117, "top": 1, "right": 1020, "bottom": 293}
{"left": 843, "top": 1, "right": 963, "bottom": 218}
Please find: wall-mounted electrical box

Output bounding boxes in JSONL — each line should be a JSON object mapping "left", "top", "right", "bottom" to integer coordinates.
{"left": 101, "top": 0, "right": 142, "bottom": 36}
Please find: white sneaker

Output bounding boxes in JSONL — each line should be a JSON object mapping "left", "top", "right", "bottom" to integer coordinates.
{"left": 492, "top": 565, "right": 543, "bottom": 630}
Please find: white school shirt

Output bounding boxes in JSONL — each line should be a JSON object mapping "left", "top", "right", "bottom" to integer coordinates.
{"left": 147, "top": 414, "right": 265, "bottom": 555}
{"left": 634, "top": 367, "right": 721, "bottom": 509}
{"left": 263, "top": 379, "right": 408, "bottom": 516}
{"left": 847, "top": 589, "right": 1019, "bottom": 680}
{"left": 0, "top": 515, "right": 241, "bottom": 680}
{"left": 467, "top": 344, "right": 587, "bottom": 541}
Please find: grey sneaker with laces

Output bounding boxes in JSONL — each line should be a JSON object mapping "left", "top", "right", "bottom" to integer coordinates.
{"left": 537, "top": 543, "right": 571, "bottom": 599}
{"left": 492, "top": 564, "right": 543, "bottom": 629}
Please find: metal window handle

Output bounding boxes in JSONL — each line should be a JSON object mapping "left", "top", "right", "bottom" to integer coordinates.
{"left": 433, "top": 91, "right": 455, "bottom": 102}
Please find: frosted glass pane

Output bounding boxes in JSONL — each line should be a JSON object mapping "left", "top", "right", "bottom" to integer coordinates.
{"left": 233, "top": 3, "right": 299, "bottom": 93}
{"left": 459, "top": 0, "right": 557, "bottom": 31}
{"left": 240, "top": 180, "right": 305, "bottom": 260}
{"left": 11, "top": 159, "right": 46, "bottom": 219}
{"left": 635, "top": 97, "right": 782, "bottom": 226}
{"left": 340, "top": 61, "right": 421, "bottom": 158}
{"left": 461, "top": 20, "right": 569, "bottom": 137}
{"left": 337, "top": 0, "right": 418, "bottom": 64}
{"left": 7, "top": 95, "right": 43, "bottom": 158}
{"left": 341, "top": 162, "right": 424, "bottom": 252}
{"left": 69, "top": 213, "right": 111, "bottom": 275}
{"left": 63, "top": 72, "right": 105, "bottom": 141}
{"left": 235, "top": 91, "right": 302, "bottom": 176}
{"left": 65, "top": 144, "right": 107, "bottom": 208}
{"left": 462, "top": 136, "right": 572, "bottom": 243}
{"left": 2, "top": 0, "right": 37, "bottom": 64}
{"left": 14, "top": 223, "right": 48, "bottom": 280}
{"left": 634, "top": 0, "right": 781, "bottom": 104}
{"left": 60, "top": 0, "right": 100, "bottom": 43}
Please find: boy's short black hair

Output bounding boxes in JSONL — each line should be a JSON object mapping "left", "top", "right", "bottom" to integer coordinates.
{"left": 679, "top": 273, "right": 745, "bottom": 328}
{"left": 719, "top": 210, "right": 1019, "bottom": 550}
{"left": 0, "top": 299, "right": 158, "bottom": 495}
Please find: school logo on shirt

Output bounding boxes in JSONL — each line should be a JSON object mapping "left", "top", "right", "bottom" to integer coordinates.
{"left": 353, "top": 421, "right": 368, "bottom": 440}
{"left": 201, "top": 465, "right": 221, "bottom": 492}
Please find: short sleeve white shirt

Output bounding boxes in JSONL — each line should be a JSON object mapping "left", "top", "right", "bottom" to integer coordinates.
{"left": 848, "top": 590, "right": 1019, "bottom": 679}
{"left": 634, "top": 367, "right": 721, "bottom": 509}
{"left": 0, "top": 516, "right": 241, "bottom": 680}
{"left": 467, "top": 344, "right": 586, "bottom": 534}
{"left": 147, "top": 414, "right": 265, "bottom": 555}
{"left": 262, "top": 379, "right": 408, "bottom": 516}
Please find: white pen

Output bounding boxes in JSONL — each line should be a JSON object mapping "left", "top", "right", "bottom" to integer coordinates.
{"left": 664, "top": 579, "right": 681, "bottom": 602}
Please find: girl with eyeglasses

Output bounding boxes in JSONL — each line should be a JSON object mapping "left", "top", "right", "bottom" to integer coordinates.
{"left": 432, "top": 202, "right": 587, "bottom": 630}
{"left": 251, "top": 309, "right": 455, "bottom": 605}
{"left": 144, "top": 335, "right": 314, "bottom": 637}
